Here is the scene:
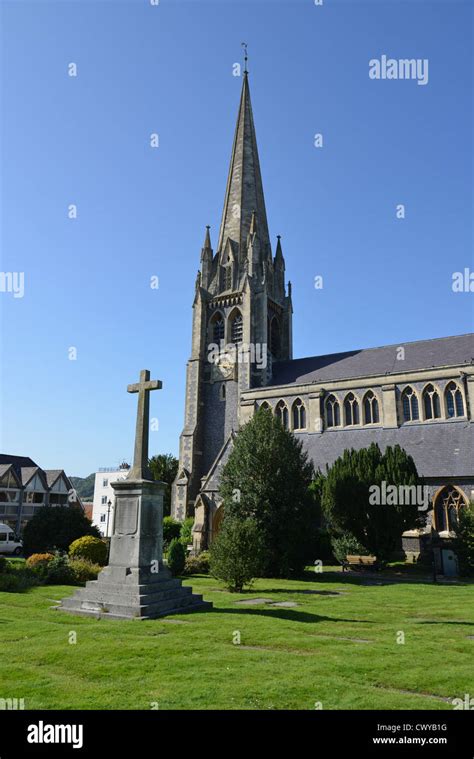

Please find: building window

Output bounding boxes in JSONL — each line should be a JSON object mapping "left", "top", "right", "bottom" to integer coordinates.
{"left": 445, "top": 382, "right": 464, "bottom": 418}
{"left": 101, "top": 495, "right": 108, "bottom": 505}
{"left": 423, "top": 384, "right": 441, "bottom": 420}
{"left": 292, "top": 398, "right": 306, "bottom": 430}
{"left": 230, "top": 311, "right": 243, "bottom": 344}
{"left": 220, "top": 383, "right": 226, "bottom": 401}
{"left": 363, "top": 391, "right": 379, "bottom": 424}
{"left": 275, "top": 400, "right": 289, "bottom": 429}
{"left": 402, "top": 386, "right": 419, "bottom": 422}
{"left": 211, "top": 313, "right": 225, "bottom": 343}
{"left": 270, "top": 317, "right": 281, "bottom": 358}
{"left": 434, "top": 486, "right": 467, "bottom": 532}
{"left": 100, "top": 514, "right": 106, "bottom": 523}
{"left": 221, "top": 266, "right": 232, "bottom": 291}
{"left": 344, "top": 393, "right": 360, "bottom": 426}
{"left": 326, "top": 395, "right": 340, "bottom": 428}
{"left": 259, "top": 401, "right": 271, "bottom": 412}
{"left": 102, "top": 478, "right": 108, "bottom": 488}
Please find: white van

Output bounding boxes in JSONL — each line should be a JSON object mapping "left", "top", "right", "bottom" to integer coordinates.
{"left": 0, "top": 523, "right": 23, "bottom": 555}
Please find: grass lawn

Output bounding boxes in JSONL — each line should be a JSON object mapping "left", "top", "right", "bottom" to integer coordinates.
{"left": 1, "top": 570, "right": 473, "bottom": 710}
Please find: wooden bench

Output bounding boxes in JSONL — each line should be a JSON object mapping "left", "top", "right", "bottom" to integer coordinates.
{"left": 342, "top": 554, "right": 379, "bottom": 572}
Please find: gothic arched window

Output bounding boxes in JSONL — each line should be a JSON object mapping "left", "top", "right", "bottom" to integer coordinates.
{"left": 292, "top": 398, "right": 306, "bottom": 430}
{"left": 229, "top": 310, "right": 243, "bottom": 344}
{"left": 423, "top": 384, "right": 441, "bottom": 420}
{"left": 344, "top": 393, "right": 360, "bottom": 426}
{"left": 270, "top": 317, "right": 281, "bottom": 358}
{"left": 434, "top": 486, "right": 467, "bottom": 532}
{"left": 275, "top": 400, "right": 289, "bottom": 430}
{"left": 326, "top": 395, "right": 340, "bottom": 428}
{"left": 445, "top": 382, "right": 464, "bottom": 418}
{"left": 363, "top": 391, "right": 379, "bottom": 424}
{"left": 260, "top": 401, "right": 271, "bottom": 413}
{"left": 402, "top": 386, "right": 419, "bottom": 422}
{"left": 210, "top": 312, "right": 224, "bottom": 343}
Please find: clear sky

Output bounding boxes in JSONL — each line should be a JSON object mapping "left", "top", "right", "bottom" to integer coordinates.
{"left": 1, "top": 0, "right": 473, "bottom": 477}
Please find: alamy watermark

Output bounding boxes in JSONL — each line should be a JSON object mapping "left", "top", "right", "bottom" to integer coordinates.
{"left": 207, "top": 341, "right": 268, "bottom": 370}
{"left": 369, "top": 481, "right": 429, "bottom": 511}
{"left": 0, "top": 272, "right": 24, "bottom": 298}
{"left": 369, "top": 55, "right": 429, "bottom": 86}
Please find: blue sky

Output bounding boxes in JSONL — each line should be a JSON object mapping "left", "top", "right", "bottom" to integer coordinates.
{"left": 1, "top": 0, "right": 473, "bottom": 477}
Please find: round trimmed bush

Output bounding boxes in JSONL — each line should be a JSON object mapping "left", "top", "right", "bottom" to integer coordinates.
{"left": 69, "top": 536, "right": 107, "bottom": 566}
{"left": 167, "top": 538, "right": 186, "bottom": 576}
{"left": 26, "top": 553, "right": 55, "bottom": 569}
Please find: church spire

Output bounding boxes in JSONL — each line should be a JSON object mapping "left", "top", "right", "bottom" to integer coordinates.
{"left": 216, "top": 71, "right": 270, "bottom": 257}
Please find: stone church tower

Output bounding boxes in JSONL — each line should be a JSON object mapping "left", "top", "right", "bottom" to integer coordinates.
{"left": 171, "top": 71, "right": 292, "bottom": 528}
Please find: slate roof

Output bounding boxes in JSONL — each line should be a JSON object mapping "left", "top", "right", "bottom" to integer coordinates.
{"left": 20, "top": 467, "right": 41, "bottom": 486}
{"left": 0, "top": 454, "right": 38, "bottom": 478}
{"left": 269, "top": 334, "right": 474, "bottom": 387}
{"left": 44, "top": 470, "right": 64, "bottom": 487}
{"left": 303, "top": 421, "right": 473, "bottom": 479}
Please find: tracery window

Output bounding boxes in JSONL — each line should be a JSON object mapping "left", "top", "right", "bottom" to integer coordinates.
{"left": 326, "top": 395, "right": 340, "bottom": 428}
{"left": 363, "top": 391, "right": 379, "bottom": 424}
{"left": 402, "top": 386, "right": 419, "bottom": 422}
{"left": 292, "top": 398, "right": 306, "bottom": 430}
{"left": 423, "top": 384, "right": 441, "bottom": 420}
{"left": 276, "top": 400, "right": 289, "bottom": 430}
{"left": 445, "top": 382, "right": 464, "bottom": 418}
{"left": 344, "top": 393, "right": 360, "bottom": 426}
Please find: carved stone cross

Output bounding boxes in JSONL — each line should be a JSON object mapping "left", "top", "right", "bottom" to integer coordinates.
{"left": 127, "top": 369, "right": 162, "bottom": 481}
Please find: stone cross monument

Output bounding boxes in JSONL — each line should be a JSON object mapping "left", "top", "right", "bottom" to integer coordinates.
{"left": 56, "top": 370, "right": 211, "bottom": 620}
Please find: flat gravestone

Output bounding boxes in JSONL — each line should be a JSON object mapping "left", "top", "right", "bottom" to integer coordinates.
{"left": 235, "top": 598, "right": 274, "bottom": 605}
{"left": 270, "top": 601, "right": 298, "bottom": 608}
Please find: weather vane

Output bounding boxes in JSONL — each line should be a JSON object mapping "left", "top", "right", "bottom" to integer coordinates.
{"left": 241, "top": 42, "right": 248, "bottom": 73}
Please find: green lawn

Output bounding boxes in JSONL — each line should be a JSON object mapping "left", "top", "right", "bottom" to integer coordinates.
{"left": 1, "top": 570, "right": 473, "bottom": 710}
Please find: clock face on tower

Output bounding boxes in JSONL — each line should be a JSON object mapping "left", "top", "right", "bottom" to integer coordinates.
{"left": 212, "top": 352, "right": 235, "bottom": 381}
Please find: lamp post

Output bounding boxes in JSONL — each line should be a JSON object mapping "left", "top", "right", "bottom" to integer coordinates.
{"left": 106, "top": 499, "right": 113, "bottom": 537}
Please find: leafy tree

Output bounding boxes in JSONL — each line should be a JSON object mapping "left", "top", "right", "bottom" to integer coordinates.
{"left": 456, "top": 503, "right": 474, "bottom": 576}
{"left": 163, "top": 516, "right": 181, "bottom": 548}
{"left": 320, "top": 443, "right": 422, "bottom": 560}
{"left": 23, "top": 505, "right": 100, "bottom": 557}
{"left": 149, "top": 454, "right": 179, "bottom": 516}
{"left": 210, "top": 517, "right": 263, "bottom": 592}
{"left": 219, "top": 407, "right": 316, "bottom": 577}
{"left": 180, "top": 517, "right": 195, "bottom": 547}
{"left": 167, "top": 538, "right": 186, "bottom": 576}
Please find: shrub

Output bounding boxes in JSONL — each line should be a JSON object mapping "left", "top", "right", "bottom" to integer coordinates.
{"left": 26, "top": 553, "right": 55, "bottom": 569}
{"left": 69, "top": 536, "right": 107, "bottom": 566}
{"left": 456, "top": 503, "right": 474, "bottom": 577}
{"left": 210, "top": 517, "right": 263, "bottom": 592}
{"left": 0, "top": 569, "right": 39, "bottom": 592}
{"left": 167, "top": 538, "right": 186, "bottom": 576}
{"left": 22, "top": 505, "right": 100, "bottom": 556}
{"left": 163, "top": 517, "right": 181, "bottom": 548}
{"left": 44, "top": 554, "right": 75, "bottom": 585}
{"left": 331, "top": 533, "right": 367, "bottom": 565}
{"left": 0, "top": 556, "right": 8, "bottom": 573}
{"left": 184, "top": 551, "right": 210, "bottom": 575}
{"left": 69, "top": 559, "right": 102, "bottom": 584}
{"left": 180, "top": 517, "right": 194, "bottom": 547}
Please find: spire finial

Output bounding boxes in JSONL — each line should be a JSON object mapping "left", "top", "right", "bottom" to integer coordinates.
{"left": 241, "top": 42, "right": 248, "bottom": 74}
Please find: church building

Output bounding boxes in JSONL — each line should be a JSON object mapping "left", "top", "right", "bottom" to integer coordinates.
{"left": 171, "top": 71, "right": 474, "bottom": 556}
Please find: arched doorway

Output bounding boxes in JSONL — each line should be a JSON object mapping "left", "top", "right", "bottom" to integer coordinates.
{"left": 433, "top": 485, "right": 468, "bottom": 532}
{"left": 212, "top": 505, "right": 224, "bottom": 542}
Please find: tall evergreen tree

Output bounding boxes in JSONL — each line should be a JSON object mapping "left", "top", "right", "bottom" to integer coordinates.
{"left": 219, "top": 407, "right": 316, "bottom": 577}
{"left": 321, "top": 443, "right": 422, "bottom": 560}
